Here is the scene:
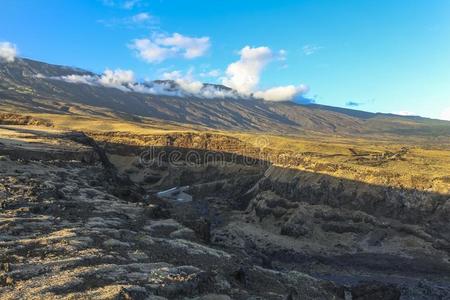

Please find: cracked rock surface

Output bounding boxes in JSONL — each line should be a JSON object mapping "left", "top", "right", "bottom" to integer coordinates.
{"left": 0, "top": 129, "right": 344, "bottom": 300}
{"left": 1, "top": 126, "right": 450, "bottom": 299}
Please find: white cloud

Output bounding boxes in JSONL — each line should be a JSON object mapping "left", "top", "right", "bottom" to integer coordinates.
{"left": 98, "top": 12, "right": 156, "bottom": 28}
{"left": 51, "top": 69, "right": 134, "bottom": 92}
{"left": 132, "top": 12, "right": 150, "bottom": 22}
{"left": 156, "top": 33, "right": 210, "bottom": 59}
{"left": 0, "top": 42, "right": 18, "bottom": 63}
{"left": 123, "top": 0, "right": 140, "bottom": 9}
{"left": 130, "top": 33, "right": 210, "bottom": 63}
{"left": 98, "top": 69, "right": 135, "bottom": 90}
{"left": 302, "top": 44, "right": 323, "bottom": 56}
{"left": 221, "top": 45, "right": 308, "bottom": 101}
{"left": 177, "top": 80, "right": 204, "bottom": 95}
{"left": 162, "top": 69, "right": 203, "bottom": 94}
{"left": 130, "top": 39, "right": 174, "bottom": 63}
{"left": 132, "top": 82, "right": 180, "bottom": 96}
{"left": 199, "top": 85, "right": 238, "bottom": 99}
{"left": 162, "top": 69, "right": 237, "bottom": 98}
{"left": 161, "top": 70, "right": 183, "bottom": 80}
{"left": 221, "top": 46, "right": 273, "bottom": 94}
{"left": 254, "top": 85, "right": 309, "bottom": 102}
{"left": 439, "top": 107, "right": 450, "bottom": 121}
{"left": 59, "top": 74, "right": 97, "bottom": 85}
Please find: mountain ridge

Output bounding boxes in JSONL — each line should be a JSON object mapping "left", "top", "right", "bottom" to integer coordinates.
{"left": 1, "top": 57, "right": 449, "bottom": 137}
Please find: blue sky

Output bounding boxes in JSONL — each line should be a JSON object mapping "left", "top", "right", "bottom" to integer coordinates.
{"left": 1, "top": 0, "right": 449, "bottom": 119}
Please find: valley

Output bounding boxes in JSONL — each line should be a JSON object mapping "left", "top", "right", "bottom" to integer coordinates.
{"left": 0, "top": 121, "right": 449, "bottom": 299}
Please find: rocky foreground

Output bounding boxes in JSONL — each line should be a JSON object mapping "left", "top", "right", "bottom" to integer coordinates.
{"left": 1, "top": 126, "right": 450, "bottom": 299}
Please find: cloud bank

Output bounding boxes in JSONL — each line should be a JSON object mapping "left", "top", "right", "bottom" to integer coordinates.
{"left": 130, "top": 33, "right": 210, "bottom": 63}
{"left": 47, "top": 68, "right": 238, "bottom": 99}
{"left": 39, "top": 41, "right": 308, "bottom": 102}
{"left": 0, "top": 42, "right": 18, "bottom": 63}
{"left": 35, "top": 45, "right": 309, "bottom": 102}
{"left": 48, "top": 69, "right": 135, "bottom": 91}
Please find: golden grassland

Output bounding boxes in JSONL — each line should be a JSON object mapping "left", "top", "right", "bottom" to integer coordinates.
{"left": 1, "top": 111, "right": 449, "bottom": 194}
{"left": 237, "top": 132, "right": 450, "bottom": 194}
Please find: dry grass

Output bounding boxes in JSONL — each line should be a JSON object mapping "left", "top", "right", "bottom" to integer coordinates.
{"left": 237, "top": 132, "right": 450, "bottom": 194}
{"left": 1, "top": 111, "right": 449, "bottom": 194}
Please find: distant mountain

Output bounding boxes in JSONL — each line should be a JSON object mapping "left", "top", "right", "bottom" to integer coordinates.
{"left": 1, "top": 58, "right": 449, "bottom": 137}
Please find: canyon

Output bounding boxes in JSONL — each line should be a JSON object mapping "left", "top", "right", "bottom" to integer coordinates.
{"left": 1, "top": 125, "right": 449, "bottom": 299}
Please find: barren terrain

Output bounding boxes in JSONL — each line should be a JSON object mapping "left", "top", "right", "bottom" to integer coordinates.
{"left": 0, "top": 120, "right": 449, "bottom": 299}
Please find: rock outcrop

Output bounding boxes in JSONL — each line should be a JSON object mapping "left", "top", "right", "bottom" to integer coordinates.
{"left": 1, "top": 127, "right": 449, "bottom": 299}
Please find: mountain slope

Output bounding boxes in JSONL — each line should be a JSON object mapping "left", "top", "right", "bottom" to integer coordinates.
{"left": 1, "top": 58, "right": 449, "bottom": 137}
